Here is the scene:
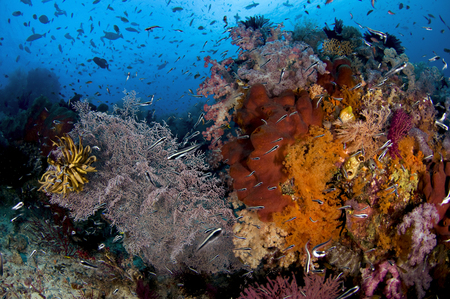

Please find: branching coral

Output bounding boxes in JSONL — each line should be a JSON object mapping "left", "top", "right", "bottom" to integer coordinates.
{"left": 38, "top": 135, "right": 96, "bottom": 196}
{"left": 335, "top": 105, "right": 391, "bottom": 158}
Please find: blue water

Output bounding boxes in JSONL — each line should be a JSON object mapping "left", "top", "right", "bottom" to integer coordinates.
{"left": 1, "top": 0, "right": 448, "bottom": 118}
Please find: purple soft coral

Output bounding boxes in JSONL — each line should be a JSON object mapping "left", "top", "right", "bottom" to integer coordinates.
{"left": 362, "top": 261, "right": 403, "bottom": 299}
{"left": 397, "top": 203, "right": 439, "bottom": 266}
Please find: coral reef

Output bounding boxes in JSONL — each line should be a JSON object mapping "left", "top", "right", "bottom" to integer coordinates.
{"left": 4, "top": 11, "right": 450, "bottom": 299}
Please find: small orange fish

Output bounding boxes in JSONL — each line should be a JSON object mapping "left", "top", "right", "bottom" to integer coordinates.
{"left": 325, "top": 0, "right": 333, "bottom": 4}
{"left": 388, "top": 10, "right": 395, "bottom": 15}
{"left": 86, "top": 81, "right": 93, "bottom": 84}
{"left": 371, "top": 0, "right": 375, "bottom": 8}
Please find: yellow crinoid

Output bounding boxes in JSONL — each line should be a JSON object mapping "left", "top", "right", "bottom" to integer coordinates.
{"left": 38, "top": 135, "right": 96, "bottom": 196}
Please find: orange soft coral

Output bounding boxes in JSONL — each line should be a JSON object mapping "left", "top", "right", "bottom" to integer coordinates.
{"left": 283, "top": 126, "right": 346, "bottom": 202}
{"left": 272, "top": 127, "right": 346, "bottom": 251}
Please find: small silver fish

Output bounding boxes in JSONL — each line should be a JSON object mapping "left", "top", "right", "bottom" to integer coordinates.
{"left": 349, "top": 82, "right": 362, "bottom": 90}
{"left": 113, "top": 234, "right": 123, "bottom": 243}
{"left": 197, "top": 228, "right": 222, "bottom": 251}
{"left": 276, "top": 114, "right": 288, "bottom": 123}
{"left": 247, "top": 205, "right": 265, "bottom": 210}
{"left": 148, "top": 137, "right": 167, "bottom": 150}
{"left": 271, "top": 137, "right": 283, "bottom": 143}
{"left": 278, "top": 68, "right": 285, "bottom": 84}
{"left": 312, "top": 238, "right": 331, "bottom": 258}
{"left": 11, "top": 214, "right": 23, "bottom": 222}
{"left": 135, "top": 100, "right": 153, "bottom": 107}
{"left": 352, "top": 213, "right": 369, "bottom": 218}
{"left": 260, "top": 58, "right": 271, "bottom": 68}
{"left": 262, "top": 145, "right": 279, "bottom": 156}
{"left": 282, "top": 216, "right": 297, "bottom": 224}
{"left": 336, "top": 286, "right": 360, "bottom": 299}
{"left": 282, "top": 244, "right": 295, "bottom": 252}
{"left": 305, "top": 240, "right": 311, "bottom": 274}
{"left": 193, "top": 112, "right": 205, "bottom": 128}
{"left": 80, "top": 260, "right": 98, "bottom": 269}
{"left": 167, "top": 143, "right": 203, "bottom": 160}
{"left": 304, "top": 61, "right": 319, "bottom": 72}
{"left": 245, "top": 170, "right": 255, "bottom": 177}
{"left": 12, "top": 202, "right": 24, "bottom": 210}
